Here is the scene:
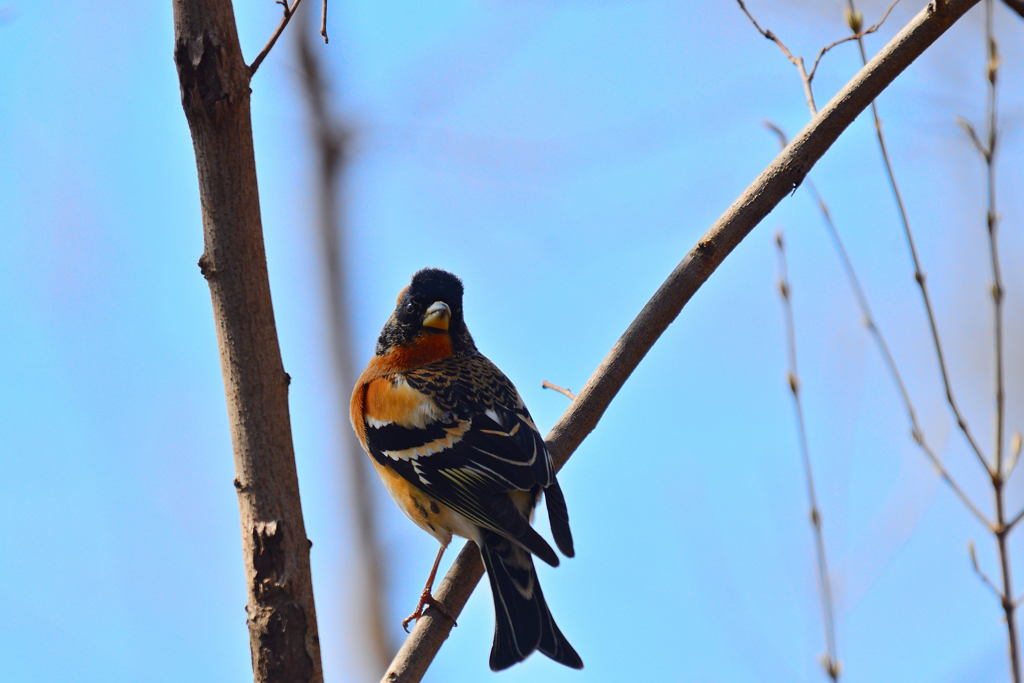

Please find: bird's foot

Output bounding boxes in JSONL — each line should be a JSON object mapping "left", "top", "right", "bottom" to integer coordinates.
{"left": 402, "top": 589, "right": 457, "bottom": 632}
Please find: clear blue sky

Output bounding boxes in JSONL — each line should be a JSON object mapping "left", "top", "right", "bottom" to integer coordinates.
{"left": 2, "top": 1, "right": 1023, "bottom": 681}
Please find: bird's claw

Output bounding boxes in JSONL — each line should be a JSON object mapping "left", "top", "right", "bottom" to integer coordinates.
{"left": 402, "top": 588, "right": 457, "bottom": 632}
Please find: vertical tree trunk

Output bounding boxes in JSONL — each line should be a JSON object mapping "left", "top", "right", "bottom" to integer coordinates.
{"left": 171, "top": 2, "right": 323, "bottom": 681}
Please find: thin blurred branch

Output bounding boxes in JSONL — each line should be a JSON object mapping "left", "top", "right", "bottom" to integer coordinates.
{"left": 843, "top": 0, "right": 994, "bottom": 479}
{"left": 844, "top": 0, "right": 1018, "bottom": 676}
{"left": 249, "top": 0, "right": 302, "bottom": 76}
{"left": 764, "top": 121, "right": 992, "bottom": 529}
{"left": 382, "top": 2, "right": 981, "bottom": 679}
{"left": 541, "top": 380, "right": 577, "bottom": 401}
{"left": 973, "top": 1, "right": 1019, "bottom": 678}
{"left": 775, "top": 232, "right": 841, "bottom": 681}
{"left": 296, "top": 14, "right": 395, "bottom": 674}
{"left": 971, "top": 539, "right": 1006, "bottom": 599}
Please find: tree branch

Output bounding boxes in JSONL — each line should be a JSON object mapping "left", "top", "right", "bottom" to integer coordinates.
{"left": 172, "top": 0, "right": 323, "bottom": 681}
{"left": 295, "top": 14, "right": 394, "bottom": 673}
{"left": 249, "top": 0, "right": 303, "bottom": 76}
{"left": 775, "top": 232, "right": 840, "bottom": 681}
{"left": 381, "top": 1, "right": 981, "bottom": 679}
{"left": 541, "top": 380, "right": 577, "bottom": 401}
{"left": 764, "top": 121, "right": 992, "bottom": 530}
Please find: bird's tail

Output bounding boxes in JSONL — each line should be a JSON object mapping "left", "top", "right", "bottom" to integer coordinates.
{"left": 478, "top": 529, "right": 583, "bottom": 671}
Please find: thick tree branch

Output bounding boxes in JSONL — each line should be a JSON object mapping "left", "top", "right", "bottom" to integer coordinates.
{"left": 381, "top": 1, "right": 981, "bottom": 680}
{"left": 172, "top": 1, "right": 322, "bottom": 681}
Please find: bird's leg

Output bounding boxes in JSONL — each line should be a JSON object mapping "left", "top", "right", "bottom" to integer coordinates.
{"left": 402, "top": 541, "right": 457, "bottom": 632}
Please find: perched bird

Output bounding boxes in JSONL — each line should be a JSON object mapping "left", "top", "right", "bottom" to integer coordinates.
{"left": 350, "top": 268, "right": 583, "bottom": 671}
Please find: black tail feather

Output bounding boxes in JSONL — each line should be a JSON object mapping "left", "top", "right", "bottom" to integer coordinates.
{"left": 543, "top": 479, "right": 574, "bottom": 558}
{"left": 478, "top": 529, "right": 583, "bottom": 671}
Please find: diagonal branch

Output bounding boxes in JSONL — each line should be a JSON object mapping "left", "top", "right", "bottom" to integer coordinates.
{"left": 381, "top": 2, "right": 982, "bottom": 680}
{"left": 249, "top": 0, "right": 303, "bottom": 76}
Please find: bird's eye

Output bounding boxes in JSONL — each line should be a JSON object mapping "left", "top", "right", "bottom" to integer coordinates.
{"left": 404, "top": 302, "right": 416, "bottom": 315}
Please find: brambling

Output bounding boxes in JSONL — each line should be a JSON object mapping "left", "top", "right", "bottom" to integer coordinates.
{"left": 350, "top": 268, "right": 582, "bottom": 671}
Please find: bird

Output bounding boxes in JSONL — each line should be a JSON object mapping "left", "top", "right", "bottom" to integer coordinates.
{"left": 350, "top": 267, "right": 583, "bottom": 671}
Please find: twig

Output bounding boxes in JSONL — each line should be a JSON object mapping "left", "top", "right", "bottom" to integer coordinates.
{"left": 320, "top": 0, "right": 328, "bottom": 43}
{"left": 736, "top": 0, "right": 818, "bottom": 114}
{"left": 846, "top": 0, "right": 1015, "bottom": 676}
{"left": 976, "top": 1, "right": 1019, "bottom": 679}
{"left": 763, "top": 122, "right": 992, "bottom": 530}
{"left": 957, "top": 117, "right": 990, "bottom": 159}
{"left": 737, "top": 0, "right": 901, "bottom": 116}
{"left": 542, "top": 380, "right": 577, "bottom": 401}
{"left": 381, "top": 3, "right": 982, "bottom": 679}
{"left": 971, "top": 539, "right": 1006, "bottom": 600}
{"left": 807, "top": 0, "right": 902, "bottom": 86}
{"left": 775, "top": 232, "right": 841, "bottom": 681}
{"left": 249, "top": 0, "right": 303, "bottom": 76}
{"left": 296, "top": 16, "right": 393, "bottom": 674}
{"left": 1008, "top": 433, "right": 1023, "bottom": 483}
{"left": 843, "top": 0, "right": 993, "bottom": 479}
{"left": 1008, "top": 504, "right": 1024, "bottom": 534}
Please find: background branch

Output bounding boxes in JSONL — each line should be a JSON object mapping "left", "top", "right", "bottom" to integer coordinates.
{"left": 763, "top": 121, "right": 992, "bottom": 529}
{"left": 295, "top": 14, "right": 394, "bottom": 674}
{"left": 775, "top": 232, "right": 840, "bottom": 681}
{"left": 843, "top": 0, "right": 993, "bottom": 478}
{"left": 381, "top": 2, "right": 982, "bottom": 679}
{"left": 171, "top": 0, "right": 323, "bottom": 681}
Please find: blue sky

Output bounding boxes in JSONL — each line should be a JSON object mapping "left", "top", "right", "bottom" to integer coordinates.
{"left": 2, "top": 1, "right": 1023, "bottom": 681}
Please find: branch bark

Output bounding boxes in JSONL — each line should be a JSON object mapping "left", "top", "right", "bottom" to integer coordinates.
{"left": 382, "top": 1, "right": 981, "bottom": 680}
{"left": 172, "top": 2, "right": 323, "bottom": 682}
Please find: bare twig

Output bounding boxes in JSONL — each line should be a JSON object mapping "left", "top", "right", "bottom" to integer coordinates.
{"left": 957, "top": 117, "right": 990, "bottom": 159}
{"left": 764, "top": 121, "right": 992, "bottom": 530}
{"left": 1009, "top": 505, "right": 1024, "bottom": 534}
{"left": 775, "top": 232, "right": 841, "bottom": 681}
{"left": 172, "top": 1, "right": 323, "bottom": 680}
{"left": 320, "top": 0, "right": 328, "bottom": 43}
{"left": 976, "top": 1, "right": 1019, "bottom": 678}
{"left": 542, "top": 380, "right": 577, "bottom": 401}
{"left": 249, "top": 0, "right": 303, "bottom": 76}
{"left": 737, "top": 0, "right": 901, "bottom": 116}
{"left": 846, "top": 0, "right": 1016, "bottom": 676}
{"left": 736, "top": 0, "right": 818, "bottom": 114}
{"left": 843, "top": 0, "right": 993, "bottom": 479}
{"left": 296, "top": 16, "right": 393, "bottom": 674}
{"left": 807, "top": 0, "right": 902, "bottom": 85}
{"left": 971, "top": 539, "right": 1006, "bottom": 599}
{"left": 1008, "top": 433, "right": 1023, "bottom": 482}
{"left": 382, "top": 3, "right": 982, "bottom": 679}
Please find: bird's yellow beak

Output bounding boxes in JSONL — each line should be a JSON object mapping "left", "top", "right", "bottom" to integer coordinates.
{"left": 422, "top": 301, "right": 451, "bottom": 331}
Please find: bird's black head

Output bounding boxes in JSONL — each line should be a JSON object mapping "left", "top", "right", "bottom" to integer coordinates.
{"left": 375, "top": 268, "right": 477, "bottom": 356}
